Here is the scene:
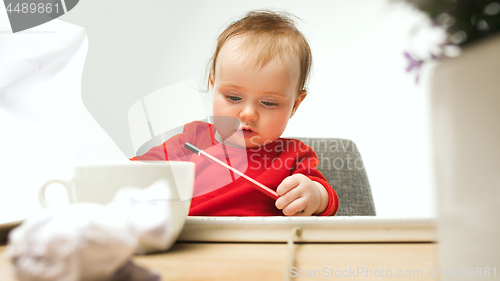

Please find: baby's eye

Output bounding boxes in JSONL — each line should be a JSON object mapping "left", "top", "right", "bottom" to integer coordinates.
{"left": 261, "top": 101, "right": 278, "bottom": 107}
{"left": 225, "top": 95, "right": 242, "bottom": 102}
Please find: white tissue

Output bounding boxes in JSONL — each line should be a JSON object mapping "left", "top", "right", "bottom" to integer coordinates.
{"left": 112, "top": 181, "right": 176, "bottom": 254}
{"left": 5, "top": 179, "right": 177, "bottom": 281}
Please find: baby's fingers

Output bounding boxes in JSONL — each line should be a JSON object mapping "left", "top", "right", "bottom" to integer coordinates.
{"left": 282, "top": 197, "right": 308, "bottom": 216}
{"left": 275, "top": 181, "right": 302, "bottom": 210}
{"left": 276, "top": 175, "right": 302, "bottom": 196}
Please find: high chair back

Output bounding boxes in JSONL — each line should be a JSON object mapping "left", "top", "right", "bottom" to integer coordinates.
{"left": 296, "top": 137, "right": 376, "bottom": 216}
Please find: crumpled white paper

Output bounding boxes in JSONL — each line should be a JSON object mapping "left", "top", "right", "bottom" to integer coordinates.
{"left": 4, "top": 179, "right": 179, "bottom": 281}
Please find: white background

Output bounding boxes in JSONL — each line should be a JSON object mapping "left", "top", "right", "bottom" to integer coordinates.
{"left": 0, "top": 0, "right": 436, "bottom": 219}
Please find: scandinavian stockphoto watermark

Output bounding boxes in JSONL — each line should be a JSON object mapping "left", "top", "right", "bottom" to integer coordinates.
{"left": 290, "top": 266, "right": 498, "bottom": 278}
{"left": 290, "top": 267, "right": 425, "bottom": 278}
{"left": 247, "top": 137, "right": 365, "bottom": 172}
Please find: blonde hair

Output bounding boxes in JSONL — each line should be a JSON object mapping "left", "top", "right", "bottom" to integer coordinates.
{"left": 207, "top": 10, "right": 312, "bottom": 93}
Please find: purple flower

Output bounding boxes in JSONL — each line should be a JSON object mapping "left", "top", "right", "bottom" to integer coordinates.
{"left": 404, "top": 51, "right": 424, "bottom": 84}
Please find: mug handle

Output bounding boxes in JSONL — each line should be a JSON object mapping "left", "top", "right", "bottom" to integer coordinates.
{"left": 38, "top": 179, "right": 72, "bottom": 208}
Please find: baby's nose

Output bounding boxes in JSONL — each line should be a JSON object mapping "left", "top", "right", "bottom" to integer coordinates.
{"left": 239, "top": 104, "right": 258, "bottom": 121}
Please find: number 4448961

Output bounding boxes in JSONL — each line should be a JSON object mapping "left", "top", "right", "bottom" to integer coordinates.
{"left": 6, "top": 2, "right": 59, "bottom": 14}
{"left": 443, "top": 267, "right": 496, "bottom": 278}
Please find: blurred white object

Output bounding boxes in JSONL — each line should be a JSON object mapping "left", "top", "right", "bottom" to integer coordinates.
{"left": 4, "top": 179, "right": 181, "bottom": 281}
{"left": 408, "top": 19, "right": 447, "bottom": 60}
{"left": 0, "top": 12, "right": 126, "bottom": 225}
{"left": 431, "top": 34, "right": 500, "bottom": 277}
{"left": 113, "top": 180, "right": 181, "bottom": 254}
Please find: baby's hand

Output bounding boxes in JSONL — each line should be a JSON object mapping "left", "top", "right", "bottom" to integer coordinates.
{"left": 275, "top": 174, "right": 328, "bottom": 216}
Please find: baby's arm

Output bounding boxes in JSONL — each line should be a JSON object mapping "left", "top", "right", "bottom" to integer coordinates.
{"left": 275, "top": 174, "right": 328, "bottom": 216}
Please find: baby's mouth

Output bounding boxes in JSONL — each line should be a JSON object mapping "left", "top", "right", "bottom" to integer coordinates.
{"left": 238, "top": 127, "right": 258, "bottom": 138}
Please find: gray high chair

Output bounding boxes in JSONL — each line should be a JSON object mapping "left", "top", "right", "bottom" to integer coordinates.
{"left": 296, "top": 138, "right": 376, "bottom": 216}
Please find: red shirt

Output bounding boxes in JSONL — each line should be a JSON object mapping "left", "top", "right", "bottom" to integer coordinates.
{"left": 131, "top": 121, "right": 338, "bottom": 216}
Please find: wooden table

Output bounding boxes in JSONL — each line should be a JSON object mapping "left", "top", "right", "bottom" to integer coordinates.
{"left": 0, "top": 217, "right": 439, "bottom": 280}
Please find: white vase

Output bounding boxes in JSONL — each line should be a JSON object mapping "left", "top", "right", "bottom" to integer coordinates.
{"left": 431, "top": 34, "right": 500, "bottom": 280}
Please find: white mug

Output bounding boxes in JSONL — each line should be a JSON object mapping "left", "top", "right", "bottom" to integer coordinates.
{"left": 38, "top": 162, "right": 195, "bottom": 214}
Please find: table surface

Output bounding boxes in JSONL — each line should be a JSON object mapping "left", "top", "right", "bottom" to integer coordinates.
{"left": 0, "top": 241, "right": 439, "bottom": 281}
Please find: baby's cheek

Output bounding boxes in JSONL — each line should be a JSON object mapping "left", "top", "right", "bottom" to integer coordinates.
{"left": 266, "top": 117, "right": 289, "bottom": 137}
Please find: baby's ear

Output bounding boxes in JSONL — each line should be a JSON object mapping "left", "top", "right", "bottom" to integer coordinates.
{"left": 290, "top": 90, "right": 307, "bottom": 118}
{"left": 209, "top": 73, "right": 214, "bottom": 87}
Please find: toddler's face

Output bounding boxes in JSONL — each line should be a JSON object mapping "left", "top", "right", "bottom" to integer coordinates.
{"left": 211, "top": 37, "right": 306, "bottom": 148}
